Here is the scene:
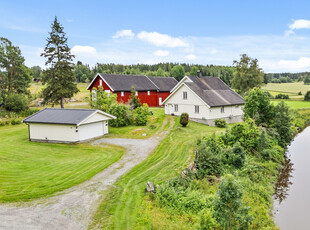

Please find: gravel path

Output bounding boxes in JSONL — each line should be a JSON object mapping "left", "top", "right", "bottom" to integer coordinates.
{"left": 0, "top": 129, "right": 169, "bottom": 230}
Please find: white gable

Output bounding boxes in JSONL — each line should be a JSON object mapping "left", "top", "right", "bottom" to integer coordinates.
{"left": 78, "top": 111, "right": 115, "bottom": 126}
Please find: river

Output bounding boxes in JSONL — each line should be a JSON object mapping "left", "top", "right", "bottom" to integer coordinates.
{"left": 273, "top": 126, "right": 310, "bottom": 230}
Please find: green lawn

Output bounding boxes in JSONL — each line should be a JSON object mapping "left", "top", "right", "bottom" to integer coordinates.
{"left": 0, "top": 125, "right": 125, "bottom": 203}
{"left": 91, "top": 117, "right": 223, "bottom": 229}
{"left": 272, "top": 100, "right": 310, "bottom": 109}
{"left": 108, "top": 107, "right": 166, "bottom": 139}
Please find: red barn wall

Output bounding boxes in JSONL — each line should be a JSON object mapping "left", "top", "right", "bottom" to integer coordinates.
{"left": 90, "top": 76, "right": 112, "bottom": 91}
{"left": 157, "top": 92, "right": 171, "bottom": 106}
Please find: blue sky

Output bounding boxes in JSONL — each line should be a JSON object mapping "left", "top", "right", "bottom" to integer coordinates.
{"left": 2, "top": 0, "right": 310, "bottom": 72}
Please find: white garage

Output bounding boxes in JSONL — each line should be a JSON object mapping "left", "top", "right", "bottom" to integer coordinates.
{"left": 23, "top": 108, "right": 116, "bottom": 143}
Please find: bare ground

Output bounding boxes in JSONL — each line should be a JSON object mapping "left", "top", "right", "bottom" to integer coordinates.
{"left": 0, "top": 119, "right": 172, "bottom": 230}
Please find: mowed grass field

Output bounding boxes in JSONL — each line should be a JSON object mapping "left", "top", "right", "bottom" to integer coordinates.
{"left": 91, "top": 117, "right": 224, "bottom": 229}
{"left": 0, "top": 125, "right": 125, "bottom": 203}
{"left": 272, "top": 100, "right": 310, "bottom": 109}
{"left": 262, "top": 82, "right": 310, "bottom": 99}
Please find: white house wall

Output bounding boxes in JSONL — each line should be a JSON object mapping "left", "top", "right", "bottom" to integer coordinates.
{"left": 80, "top": 113, "right": 110, "bottom": 125}
{"left": 78, "top": 121, "right": 104, "bottom": 141}
{"left": 29, "top": 123, "right": 79, "bottom": 142}
{"left": 164, "top": 84, "right": 244, "bottom": 123}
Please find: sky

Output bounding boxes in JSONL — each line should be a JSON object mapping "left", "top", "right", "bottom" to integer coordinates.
{"left": 2, "top": 0, "right": 310, "bottom": 73}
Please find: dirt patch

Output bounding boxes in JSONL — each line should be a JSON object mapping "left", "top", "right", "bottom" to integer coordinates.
{"left": 0, "top": 123, "right": 172, "bottom": 230}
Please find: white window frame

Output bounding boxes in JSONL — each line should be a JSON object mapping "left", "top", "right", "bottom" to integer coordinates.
{"left": 195, "top": 105, "right": 199, "bottom": 114}
{"left": 135, "top": 91, "right": 138, "bottom": 96}
{"left": 147, "top": 90, "right": 150, "bottom": 95}
{"left": 99, "top": 79, "right": 102, "bottom": 86}
{"left": 183, "top": 91, "right": 187, "bottom": 100}
{"left": 174, "top": 104, "right": 178, "bottom": 112}
{"left": 221, "top": 106, "right": 225, "bottom": 113}
{"left": 121, "top": 91, "right": 124, "bottom": 97}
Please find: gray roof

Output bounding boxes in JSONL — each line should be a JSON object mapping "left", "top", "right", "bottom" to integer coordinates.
{"left": 99, "top": 74, "right": 159, "bottom": 91}
{"left": 185, "top": 76, "right": 244, "bottom": 107}
{"left": 148, "top": 77, "right": 178, "bottom": 92}
{"left": 23, "top": 108, "right": 98, "bottom": 125}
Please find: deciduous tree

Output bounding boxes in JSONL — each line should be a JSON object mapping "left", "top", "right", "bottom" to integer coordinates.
{"left": 171, "top": 65, "right": 185, "bottom": 81}
{"left": 41, "top": 17, "right": 79, "bottom": 108}
{"left": 231, "top": 54, "right": 264, "bottom": 95}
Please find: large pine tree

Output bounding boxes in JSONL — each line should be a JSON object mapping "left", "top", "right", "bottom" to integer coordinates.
{"left": 41, "top": 16, "right": 78, "bottom": 108}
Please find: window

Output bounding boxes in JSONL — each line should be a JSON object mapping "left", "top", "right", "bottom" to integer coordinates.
{"left": 99, "top": 79, "right": 102, "bottom": 86}
{"left": 183, "top": 91, "right": 187, "bottom": 100}
{"left": 147, "top": 91, "right": 150, "bottom": 95}
{"left": 221, "top": 106, "right": 225, "bottom": 113}
{"left": 174, "top": 104, "right": 178, "bottom": 112}
{"left": 121, "top": 91, "right": 124, "bottom": 96}
{"left": 92, "top": 89, "right": 97, "bottom": 101}
{"left": 195, "top": 105, "right": 199, "bottom": 114}
{"left": 135, "top": 91, "right": 138, "bottom": 96}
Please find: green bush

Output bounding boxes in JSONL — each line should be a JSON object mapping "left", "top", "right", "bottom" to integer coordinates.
{"left": 134, "top": 107, "right": 148, "bottom": 126}
{"left": 298, "top": 91, "right": 302, "bottom": 95}
{"left": 180, "top": 113, "right": 189, "bottom": 127}
{"left": 225, "top": 142, "right": 245, "bottom": 169}
{"left": 275, "top": 94, "right": 289, "bottom": 99}
{"left": 4, "top": 94, "right": 28, "bottom": 112}
{"left": 108, "top": 104, "right": 131, "bottom": 127}
{"left": 10, "top": 119, "right": 22, "bottom": 125}
{"left": 304, "top": 91, "right": 310, "bottom": 101}
{"left": 214, "top": 118, "right": 226, "bottom": 128}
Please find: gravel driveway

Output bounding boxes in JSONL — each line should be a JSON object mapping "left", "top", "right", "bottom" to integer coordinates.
{"left": 0, "top": 130, "right": 169, "bottom": 230}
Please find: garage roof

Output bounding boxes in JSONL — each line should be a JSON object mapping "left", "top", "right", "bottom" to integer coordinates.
{"left": 23, "top": 108, "right": 115, "bottom": 125}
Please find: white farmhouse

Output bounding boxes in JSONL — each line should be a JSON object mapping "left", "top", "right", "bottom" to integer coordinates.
{"left": 163, "top": 74, "right": 244, "bottom": 126}
{"left": 23, "top": 108, "right": 116, "bottom": 143}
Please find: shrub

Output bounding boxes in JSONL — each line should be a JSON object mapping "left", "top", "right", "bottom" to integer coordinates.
{"left": 180, "top": 113, "right": 189, "bottom": 127}
{"left": 11, "top": 119, "right": 22, "bottom": 125}
{"left": 134, "top": 107, "right": 148, "bottom": 126}
{"left": 264, "top": 91, "right": 274, "bottom": 99}
{"left": 304, "top": 91, "right": 310, "bottom": 101}
{"left": 213, "top": 175, "right": 253, "bottom": 229}
{"left": 129, "top": 87, "right": 141, "bottom": 110}
{"left": 225, "top": 142, "right": 245, "bottom": 168}
{"left": 197, "top": 210, "right": 219, "bottom": 230}
{"left": 275, "top": 94, "right": 289, "bottom": 99}
{"left": 108, "top": 104, "right": 131, "bottom": 127}
{"left": 273, "top": 101, "right": 292, "bottom": 147}
{"left": 214, "top": 118, "right": 226, "bottom": 128}
{"left": 298, "top": 91, "right": 302, "bottom": 95}
{"left": 4, "top": 94, "right": 28, "bottom": 112}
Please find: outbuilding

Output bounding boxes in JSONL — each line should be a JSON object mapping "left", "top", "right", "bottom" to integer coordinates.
{"left": 23, "top": 108, "right": 116, "bottom": 143}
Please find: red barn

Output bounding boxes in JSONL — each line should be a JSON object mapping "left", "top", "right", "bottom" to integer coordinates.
{"left": 86, "top": 73, "right": 178, "bottom": 107}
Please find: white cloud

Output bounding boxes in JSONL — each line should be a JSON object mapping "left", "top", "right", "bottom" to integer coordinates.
{"left": 278, "top": 57, "right": 310, "bottom": 72}
{"left": 185, "top": 54, "right": 197, "bottom": 60}
{"left": 112, "top": 29, "right": 135, "bottom": 39}
{"left": 286, "top": 19, "right": 310, "bottom": 36}
{"left": 71, "top": 45, "right": 96, "bottom": 55}
{"left": 137, "top": 31, "right": 189, "bottom": 47}
{"left": 154, "top": 50, "right": 169, "bottom": 57}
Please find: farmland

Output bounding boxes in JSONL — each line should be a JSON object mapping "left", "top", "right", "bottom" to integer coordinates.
{"left": 262, "top": 82, "right": 310, "bottom": 100}
{"left": 0, "top": 125, "right": 125, "bottom": 202}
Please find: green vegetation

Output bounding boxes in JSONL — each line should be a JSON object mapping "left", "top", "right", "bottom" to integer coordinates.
{"left": 108, "top": 107, "right": 165, "bottom": 139}
{"left": 3, "top": 94, "right": 28, "bottom": 112}
{"left": 41, "top": 16, "right": 79, "bottom": 108}
{"left": 231, "top": 54, "right": 264, "bottom": 95}
{"left": 180, "top": 112, "right": 189, "bottom": 127}
{"left": 262, "top": 82, "right": 310, "bottom": 99}
{"left": 0, "top": 125, "right": 125, "bottom": 202}
{"left": 304, "top": 91, "right": 310, "bottom": 101}
{"left": 91, "top": 117, "right": 223, "bottom": 229}
{"left": 275, "top": 94, "right": 289, "bottom": 99}
{"left": 271, "top": 100, "right": 310, "bottom": 109}
{"left": 214, "top": 118, "right": 227, "bottom": 128}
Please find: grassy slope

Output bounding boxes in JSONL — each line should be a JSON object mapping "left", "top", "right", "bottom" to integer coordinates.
{"left": 91, "top": 117, "right": 223, "bottom": 229}
{"left": 0, "top": 125, "right": 125, "bottom": 202}
{"left": 262, "top": 82, "right": 310, "bottom": 95}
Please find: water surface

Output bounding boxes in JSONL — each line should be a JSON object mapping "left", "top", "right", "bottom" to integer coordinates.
{"left": 274, "top": 127, "right": 310, "bottom": 230}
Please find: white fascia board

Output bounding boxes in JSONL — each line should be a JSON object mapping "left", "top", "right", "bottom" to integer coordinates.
{"left": 86, "top": 73, "right": 115, "bottom": 91}
{"left": 77, "top": 110, "right": 116, "bottom": 126}
{"left": 163, "top": 83, "right": 211, "bottom": 108}
{"left": 169, "top": 76, "right": 192, "bottom": 93}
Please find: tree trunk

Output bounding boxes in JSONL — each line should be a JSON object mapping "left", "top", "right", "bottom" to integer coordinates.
{"left": 60, "top": 98, "right": 64, "bottom": 108}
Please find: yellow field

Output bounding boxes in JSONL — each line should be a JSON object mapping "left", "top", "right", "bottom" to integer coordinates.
{"left": 262, "top": 82, "right": 310, "bottom": 97}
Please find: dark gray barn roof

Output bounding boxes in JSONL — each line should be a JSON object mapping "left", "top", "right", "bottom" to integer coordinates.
{"left": 185, "top": 76, "right": 244, "bottom": 107}
{"left": 148, "top": 77, "right": 178, "bottom": 92}
{"left": 23, "top": 108, "right": 98, "bottom": 125}
{"left": 98, "top": 74, "right": 159, "bottom": 91}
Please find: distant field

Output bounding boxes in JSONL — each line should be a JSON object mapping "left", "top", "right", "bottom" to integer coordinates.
{"left": 0, "top": 125, "right": 125, "bottom": 202}
{"left": 262, "top": 82, "right": 310, "bottom": 99}
{"left": 272, "top": 100, "right": 310, "bottom": 109}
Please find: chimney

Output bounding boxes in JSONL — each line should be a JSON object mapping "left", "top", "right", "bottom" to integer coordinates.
{"left": 197, "top": 70, "right": 202, "bottom": 78}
